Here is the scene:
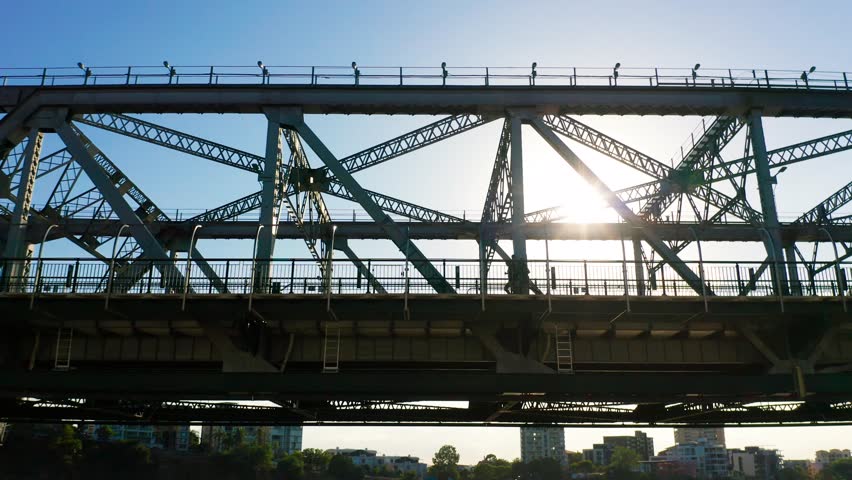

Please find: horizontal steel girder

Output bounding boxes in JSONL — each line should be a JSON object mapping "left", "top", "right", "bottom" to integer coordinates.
{"left": 0, "top": 370, "right": 850, "bottom": 403}
{"left": 4, "top": 398, "right": 851, "bottom": 427}
{"left": 3, "top": 85, "right": 852, "bottom": 117}
{"left": 14, "top": 220, "right": 852, "bottom": 243}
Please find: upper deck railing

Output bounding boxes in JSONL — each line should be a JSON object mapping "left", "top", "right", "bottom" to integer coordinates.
{"left": 1, "top": 64, "right": 850, "bottom": 92}
{"left": 2, "top": 257, "right": 850, "bottom": 300}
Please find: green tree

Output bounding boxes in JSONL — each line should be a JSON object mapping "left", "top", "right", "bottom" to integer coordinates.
{"left": 571, "top": 460, "right": 596, "bottom": 474}
{"left": 95, "top": 425, "right": 114, "bottom": 442}
{"left": 401, "top": 471, "right": 419, "bottom": 480}
{"left": 52, "top": 424, "right": 83, "bottom": 467}
{"left": 80, "top": 440, "right": 154, "bottom": 480}
{"left": 430, "top": 445, "right": 460, "bottom": 480}
{"left": 779, "top": 466, "right": 811, "bottom": 480}
{"left": 277, "top": 451, "right": 305, "bottom": 480}
{"left": 607, "top": 447, "right": 640, "bottom": 480}
{"left": 566, "top": 451, "right": 584, "bottom": 465}
{"left": 302, "top": 447, "right": 333, "bottom": 473}
{"left": 513, "top": 458, "right": 562, "bottom": 480}
{"left": 474, "top": 453, "right": 512, "bottom": 480}
{"left": 328, "top": 454, "right": 365, "bottom": 480}
{"left": 819, "top": 458, "right": 852, "bottom": 480}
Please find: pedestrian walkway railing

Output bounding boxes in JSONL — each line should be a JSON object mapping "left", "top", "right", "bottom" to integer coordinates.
{"left": 1, "top": 257, "right": 849, "bottom": 299}
{"left": 1, "top": 65, "right": 850, "bottom": 91}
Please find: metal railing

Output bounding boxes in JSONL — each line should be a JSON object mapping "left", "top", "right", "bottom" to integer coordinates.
{"left": 1, "top": 257, "right": 849, "bottom": 299}
{"left": 1, "top": 65, "right": 850, "bottom": 91}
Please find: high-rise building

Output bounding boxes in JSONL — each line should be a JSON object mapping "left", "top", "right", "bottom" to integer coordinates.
{"left": 656, "top": 439, "right": 728, "bottom": 479}
{"left": 520, "top": 427, "right": 566, "bottom": 465}
{"left": 674, "top": 428, "right": 725, "bottom": 447}
{"left": 201, "top": 425, "right": 302, "bottom": 456}
{"left": 729, "top": 447, "right": 781, "bottom": 480}
{"left": 603, "top": 431, "right": 655, "bottom": 461}
{"left": 814, "top": 449, "right": 851, "bottom": 473}
{"left": 82, "top": 424, "right": 191, "bottom": 451}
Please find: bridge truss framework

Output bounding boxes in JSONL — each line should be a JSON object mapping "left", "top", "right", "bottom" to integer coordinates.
{"left": 1, "top": 64, "right": 852, "bottom": 426}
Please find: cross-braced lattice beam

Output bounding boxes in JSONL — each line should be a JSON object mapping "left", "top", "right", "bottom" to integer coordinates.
{"left": 529, "top": 117, "right": 709, "bottom": 295}
{"left": 639, "top": 116, "right": 745, "bottom": 219}
{"left": 617, "top": 128, "right": 852, "bottom": 203}
{"left": 285, "top": 130, "right": 386, "bottom": 293}
{"left": 795, "top": 181, "right": 852, "bottom": 225}
{"left": 56, "top": 123, "right": 186, "bottom": 284}
{"left": 284, "top": 112, "right": 455, "bottom": 294}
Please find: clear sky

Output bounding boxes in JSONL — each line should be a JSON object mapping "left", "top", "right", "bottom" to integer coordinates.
{"left": 3, "top": 0, "right": 852, "bottom": 464}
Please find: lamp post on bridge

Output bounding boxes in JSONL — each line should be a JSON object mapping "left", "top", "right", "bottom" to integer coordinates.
{"left": 105, "top": 224, "right": 130, "bottom": 311}
{"left": 182, "top": 224, "right": 202, "bottom": 311}
{"left": 30, "top": 224, "right": 58, "bottom": 310}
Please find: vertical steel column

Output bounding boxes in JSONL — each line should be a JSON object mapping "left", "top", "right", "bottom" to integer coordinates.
{"left": 632, "top": 236, "right": 645, "bottom": 296}
{"left": 509, "top": 115, "right": 529, "bottom": 294}
{"left": 1, "top": 130, "right": 42, "bottom": 292}
{"left": 784, "top": 244, "right": 802, "bottom": 296}
{"left": 749, "top": 110, "right": 789, "bottom": 295}
{"left": 255, "top": 119, "right": 283, "bottom": 292}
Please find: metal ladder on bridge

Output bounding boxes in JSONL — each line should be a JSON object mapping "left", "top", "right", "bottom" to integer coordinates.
{"left": 555, "top": 326, "right": 574, "bottom": 374}
{"left": 323, "top": 323, "right": 341, "bottom": 373}
{"left": 54, "top": 326, "right": 74, "bottom": 370}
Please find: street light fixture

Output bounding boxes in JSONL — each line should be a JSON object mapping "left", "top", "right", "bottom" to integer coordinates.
{"left": 77, "top": 62, "right": 92, "bottom": 85}
{"left": 800, "top": 66, "right": 817, "bottom": 85}
{"left": 257, "top": 60, "right": 269, "bottom": 84}
{"left": 163, "top": 60, "right": 176, "bottom": 84}
{"left": 691, "top": 63, "right": 701, "bottom": 83}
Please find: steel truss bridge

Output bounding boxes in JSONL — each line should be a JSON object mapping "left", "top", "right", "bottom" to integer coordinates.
{"left": 1, "top": 64, "right": 852, "bottom": 427}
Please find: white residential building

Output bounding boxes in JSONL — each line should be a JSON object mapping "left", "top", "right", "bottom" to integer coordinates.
{"left": 201, "top": 425, "right": 302, "bottom": 455}
{"left": 521, "top": 427, "right": 567, "bottom": 465}
{"left": 657, "top": 439, "right": 729, "bottom": 478}
{"left": 326, "top": 448, "right": 427, "bottom": 478}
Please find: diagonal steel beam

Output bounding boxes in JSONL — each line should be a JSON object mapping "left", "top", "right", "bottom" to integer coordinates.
{"left": 543, "top": 115, "right": 672, "bottom": 179}
{"left": 56, "top": 123, "right": 185, "bottom": 282}
{"left": 77, "top": 113, "right": 491, "bottom": 178}
{"left": 794, "top": 180, "right": 852, "bottom": 225}
{"left": 284, "top": 112, "right": 455, "bottom": 294}
{"left": 617, "top": 128, "right": 852, "bottom": 203}
{"left": 542, "top": 115, "right": 760, "bottom": 224}
{"left": 639, "top": 116, "right": 745, "bottom": 219}
{"left": 60, "top": 124, "right": 226, "bottom": 293}
{"left": 529, "top": 117, "right": 709, "bottom": 295}
{"left": 339, "top": 114, "right": 491, "bottom": 173}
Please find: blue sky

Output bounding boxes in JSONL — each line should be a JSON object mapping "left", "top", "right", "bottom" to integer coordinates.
{"left": 3, "top": 0, "right": 852, "bottom": 463}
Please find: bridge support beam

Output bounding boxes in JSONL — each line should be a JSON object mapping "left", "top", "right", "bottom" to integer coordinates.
{"left": 255, "top": 116, "right": 284, "bottom": 292}
{"left": 1, "top": 130, "right": 41, "bottom": 292}
{"left": 278, "top": 109, "right": 454, "bottom": 294}
{"left": 785, "top": 244, "right": 803, "bottom": 296}
{"left": 56, "top": 124, "right": 185, "bottom": 284}
{"left": 529, "top": 117, "right": 709, "bottom": 295}
{"left": 633, "top": 236, "right": 646, "bottom": 296}
{"left": 749, "top": 110, "right": 789, "bottom": 295}
{"left": 509, "top": 115, "right": 529, "bottom": 294}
